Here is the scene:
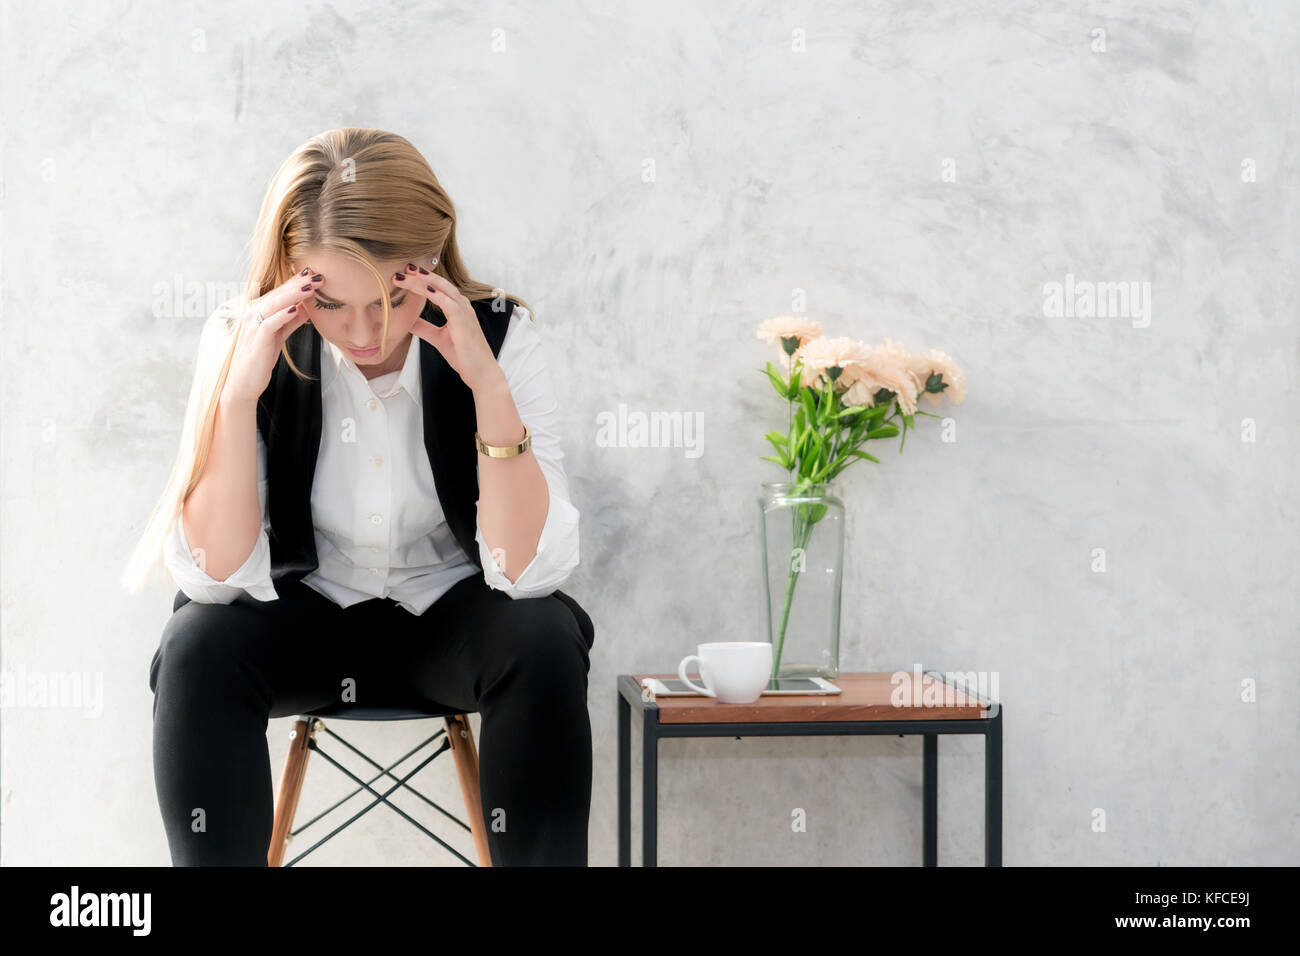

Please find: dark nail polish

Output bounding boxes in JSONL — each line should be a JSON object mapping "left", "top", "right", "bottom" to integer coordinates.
{"left": 406, "top": 263, "right": 417, "bottom": 271}
{"left": 393, "top": 272, "right": 405, "bottom": 281}
{"left": 288, "top": 305, "right": 297, "bottom": 313}
{"left": 301, "top": 284, "right": 312, "bottom": 291}
{"left": 417, "top": 267, "right": 429, "bottom": 275}
{"left": 426, "top": 285, "right": 436, "bottom": 293}
{"left": 311, "top": 274, "right": 324, "bottom": 282}
{"left": 300, "top": 267, "right": 309, "bottom": 275}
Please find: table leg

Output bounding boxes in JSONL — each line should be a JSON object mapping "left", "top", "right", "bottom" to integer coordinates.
{"left": 618, "top": 689, "right": 630, "bottom": 866}
{"left": 923, "top": 732, "right": 937, "bottom": 866}
{"left": 985, "top": 710, "right": 1002, "bottom": 867}
{"left": 643, "top": 714, "right": 659, "bottom": 867}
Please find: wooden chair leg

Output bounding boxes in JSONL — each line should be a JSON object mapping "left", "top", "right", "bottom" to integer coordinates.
{"left": 268, "top": 717, "right": 317, "bottom": 867}
{"left": 445, "top": 714, "right": 492, "bottom": 866}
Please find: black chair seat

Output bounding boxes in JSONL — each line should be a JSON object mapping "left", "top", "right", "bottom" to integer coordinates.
{"left": 302, "top": 700, "right": 462, "bottom": 721}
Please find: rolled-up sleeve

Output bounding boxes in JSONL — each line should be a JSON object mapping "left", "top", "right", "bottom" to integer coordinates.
{"left": 473, "top": 305, "right": 581, "bottom": 599}
{"left": 164, "top": 431, "right": 279, "bottom": 604}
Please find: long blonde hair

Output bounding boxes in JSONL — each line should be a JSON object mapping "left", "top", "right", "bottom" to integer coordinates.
{"left": 122, "top": 127, "right": 535, "bottom": 596}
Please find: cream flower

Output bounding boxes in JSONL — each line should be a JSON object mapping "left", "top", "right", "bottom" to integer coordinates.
{"left": 907, "top": 348, "right": 966, "bottom": 406}
{"left": 793, "top": 336, "right": 873, "bottom": 390}
{"left": 842, "top": 377, "right": 876, "bottom": 408}
{"left": 874, "top": 338, "right": 915, "bottom": 367}
{"left": 756, "top": 316, "right": 824, "bottom": 364}
{"left": 844, "top": 349, "right": 923, "bottom": 414}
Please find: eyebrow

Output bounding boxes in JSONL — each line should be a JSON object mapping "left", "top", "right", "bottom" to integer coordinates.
{"left": 313, "top": 286, "right": 406, "bottom": 306}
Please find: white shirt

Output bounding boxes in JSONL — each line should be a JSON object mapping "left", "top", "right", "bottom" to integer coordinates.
{"left": 164, "top": 304, "right": 581, "bottom": 614}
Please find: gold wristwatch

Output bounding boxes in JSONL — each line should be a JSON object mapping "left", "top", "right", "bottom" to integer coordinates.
{"left": 475, "top": 423, "right": 531, "bottom": 458}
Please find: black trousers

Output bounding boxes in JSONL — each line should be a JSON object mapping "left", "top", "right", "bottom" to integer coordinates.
{"left": 148, "top": 572, "right": 595, "bottom": 866}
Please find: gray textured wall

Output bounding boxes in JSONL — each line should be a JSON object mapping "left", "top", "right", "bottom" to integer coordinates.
{"left": 1, "top": 0, "right": 1296, "bottom": 865}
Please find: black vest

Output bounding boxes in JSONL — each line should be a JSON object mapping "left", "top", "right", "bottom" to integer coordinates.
{"left": 174, "top": 295, "right": 592, "bottom": 644}
{"left": 255, "top": 295, "right": 513, "bottom": 589}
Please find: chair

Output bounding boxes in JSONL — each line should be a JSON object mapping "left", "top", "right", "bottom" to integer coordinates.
{"left": 266, "top": 590, "right": 593, "bottom": 867}
{"left": 267, "top": 700, "right": 492, "bottom": 867}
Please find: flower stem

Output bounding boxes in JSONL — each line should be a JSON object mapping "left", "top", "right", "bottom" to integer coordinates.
{"left": 771, "top": 502, "right": 817, "bottom": 677}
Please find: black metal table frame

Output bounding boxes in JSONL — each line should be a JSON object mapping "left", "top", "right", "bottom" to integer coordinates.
{"left": 616, "top": 672, "right": 1003, "bottom": 866}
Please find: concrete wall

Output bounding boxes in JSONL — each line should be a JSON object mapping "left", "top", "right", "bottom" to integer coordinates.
{"left": 1, "top": 0, "right": 1295, "bottom": 865}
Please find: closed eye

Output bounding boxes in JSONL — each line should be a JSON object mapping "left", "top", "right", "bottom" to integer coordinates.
{"left": 314, "top": 294, "right": 407, "bottom": 311}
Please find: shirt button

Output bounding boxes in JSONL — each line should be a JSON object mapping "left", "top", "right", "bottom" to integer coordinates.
{"left": 369, "top": 546, "right": 379, "bottom": 552}
{"left": 367, "top": 398, "right": 379, "bottom": 411}
{"left": 372, "top": 456, "right": 383, "bottom": 467}
{"left": 369, "top": 567, "right": 379, "bottom": 575}
{"left": 370, "top": 514, "right": 382, "bottom": 525}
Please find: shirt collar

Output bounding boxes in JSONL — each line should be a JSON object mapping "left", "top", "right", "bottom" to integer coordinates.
{"left": 322, "top": 333, "right": 423, "bottom": 408}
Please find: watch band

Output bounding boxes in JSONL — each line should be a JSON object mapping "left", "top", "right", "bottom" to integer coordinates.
{"left": 475, "top": 423, "right": 531, "bottom": 458}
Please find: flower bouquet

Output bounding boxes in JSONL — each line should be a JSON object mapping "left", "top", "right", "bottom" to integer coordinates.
{"left": 756, "top": 316, "right": 967, "bottom": 678}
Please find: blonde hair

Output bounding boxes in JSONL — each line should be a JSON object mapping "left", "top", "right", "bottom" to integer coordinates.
{"left": 122, "top": 127, "right": 535, "bottom": 596}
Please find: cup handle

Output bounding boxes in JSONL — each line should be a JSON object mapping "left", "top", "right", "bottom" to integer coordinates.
{"left": 678, "top": 655, "right": 715, "bottom": 697}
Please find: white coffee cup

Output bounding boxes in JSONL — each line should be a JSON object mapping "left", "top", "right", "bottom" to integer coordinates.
{"left": 677, "top": 641, "right": 773, "bottom": 703}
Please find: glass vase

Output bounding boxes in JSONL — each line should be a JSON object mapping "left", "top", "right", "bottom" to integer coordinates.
{"left": 758, "top": 480, "right": 845, "bottom": 679}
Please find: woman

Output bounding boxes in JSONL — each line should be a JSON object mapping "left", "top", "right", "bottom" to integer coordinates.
{"left": 122, "top": 127, "right": 595, "bottom": 867}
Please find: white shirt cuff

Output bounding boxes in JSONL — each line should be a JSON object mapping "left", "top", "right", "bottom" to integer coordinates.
{"left": 164, "top": 512, "right": 279, "bottom": 604}
{"left": 475, "top": 492, "right": 580, "bottom": 599}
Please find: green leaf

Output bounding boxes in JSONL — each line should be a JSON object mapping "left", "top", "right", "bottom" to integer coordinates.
{"left": 850, "top": 449, "right": 881, "bottom": 463}
{"left": 765, "top": 439, "right": 791, "bottom": 468}
{"left": 759, "top": 455, "right": 786, "bottom": 466}
{"left": 865, "top": 425, "right": 900, "bottom": 439}
{"left": 799, "top": 388, "right": 817, "bottom": 425}
{"left": 814, "top": 445, "right": 848, "bottom": 480}
{"left": 789, "top": 414, "right": 804, "bottom": 447}
{"left": 764, "top": 430, "right": 789, "bottom": 447}
{"left": 763, "top": 363, "right": 790, "bottom": 400}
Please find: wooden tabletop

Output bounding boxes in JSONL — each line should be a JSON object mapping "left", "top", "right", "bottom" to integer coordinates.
{"left": 628, "top": 671, "right": 995, "bottom": 723}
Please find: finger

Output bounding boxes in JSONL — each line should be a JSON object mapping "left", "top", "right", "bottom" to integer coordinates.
{"left": 251, "top": 268, "right": 325, "bottom": 321}
{"left": 392, "top": 266, "right": 436, "bottom": 300}
{"left": 273, "top": 303, "right": 312, "bottom": 344}
{"left": 409, "top": 309, "right": 448, "bottom": 350}
{"left": 396, "top": 278, "right": 466, "bottom": 336}
{"left": 394, "top": 262, "right": 465, "bottom": 308}
{"left": 246, "top": 300, "right": 308, "bottom": 342}
{"left": 414, "top": 268, "right": 471, "bottom": 309}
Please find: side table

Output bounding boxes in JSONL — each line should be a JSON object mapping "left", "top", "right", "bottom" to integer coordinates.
{"left": 616, "top": 669, "right": 1002, "bottom": 866}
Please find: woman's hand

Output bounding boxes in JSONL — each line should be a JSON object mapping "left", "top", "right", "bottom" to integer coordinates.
{"left": 223, "top": 269, "right": 319, "bottom": 406}
{"left": 397, "top": 262, "right": 503, "bottom": 392}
